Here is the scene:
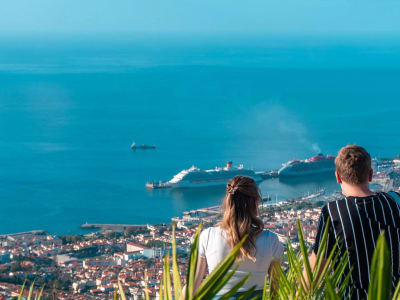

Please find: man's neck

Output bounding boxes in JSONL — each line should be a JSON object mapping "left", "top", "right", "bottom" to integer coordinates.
{"left": 341, "top": 183, "right": 374, "bottom": 197}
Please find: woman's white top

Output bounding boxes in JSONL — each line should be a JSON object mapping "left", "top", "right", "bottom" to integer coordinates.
{"left": 199, "top": 226, "right": 283, "bottom": 295}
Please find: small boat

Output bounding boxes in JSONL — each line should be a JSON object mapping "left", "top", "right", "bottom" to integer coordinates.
{"left": 131, "top": 142, "right": 156, "bottom": 151}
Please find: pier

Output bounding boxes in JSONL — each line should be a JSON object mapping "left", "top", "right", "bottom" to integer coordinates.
{"left": 0, "top": 230, "right": 46, "bottom": 238}
{"left": 80, "top": 223, "right": 147, "bottom": 231}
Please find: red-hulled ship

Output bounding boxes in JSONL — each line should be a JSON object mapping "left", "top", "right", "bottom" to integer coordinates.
{"left": 278, "top": 153, "right": 335, "bottom": 177}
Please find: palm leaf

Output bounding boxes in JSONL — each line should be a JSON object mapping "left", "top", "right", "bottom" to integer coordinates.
{"left": 368, "top": 232, "right": 391, "bottom": 300}
{"left": 262, "top": 273, "right": 269, "bottom": 300}
{"left": 324, "top": 277, "right": 340, "bottom": 300}
{"left": 37, "top": 285, "right": 45, "bottom": 300}
{"left": 113, "top": 287, "right": 118, "bottom": 300}
{"left": 185, "top": 224, "right": 202, "bottom": 299}
{"left": 236, "top": 285, "right": 257, "bottom": 300}
{"left": 144, "top": 269, "right": 150, "bottom": 300}
{"left": 172, "top": 226, "right": 182, "bottom": 299}
{"left": 159, "top": 279, "right": 164, "bottom": 300}
{"left": 393, "top": 279, "right": 400, "bottom": 300}
{"left": 118, "top": 280, "right": 127, "bottom": 300}
{"left": 218, "top": 273, "right": 251, "bottom": 300}
{"left": 194, "top": 265, "right": 242, "bottom": 300}
{"left": 27, "top": 280, "right": 35, "bottom": 300}
{"left": 163, "top": 254, "right": 172, "bottom": 300}
{"left": 18, "top": 279, "right": 27, "bottom": 300}
{"left": 297, "top": 220, "right": 313, "bottom": 292}
{"left": 193, "top": 234, "right": 248, "bottom": 299}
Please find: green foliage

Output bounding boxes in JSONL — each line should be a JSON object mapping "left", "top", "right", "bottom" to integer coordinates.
{"left": 124, "top": 226, "right": 150, "bottom": 236}
{"left": 59, "top": 235, "right": 84, "bottom": 245}
{"left": 368, "top": 233, "right": 393, "bottom": 300}
{"left": 260, "top": 200, "right": 325, "bottom": 214}
{"left": 16, "top": 280, "right": 45, "bottom": 300}
{"left": 70, "top": 245, "right": 99, "bottom": 258}
{"left": 146, "top": 240, "right": 171, "bottom": 248}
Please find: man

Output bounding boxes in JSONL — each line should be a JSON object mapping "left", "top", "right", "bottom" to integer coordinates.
{"left": 310, "top": 145, "right": 400, "bottom": 299}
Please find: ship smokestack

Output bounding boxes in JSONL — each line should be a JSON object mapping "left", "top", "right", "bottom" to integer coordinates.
{"left": 227, "top": 161, "right": 232, "bottom": 169}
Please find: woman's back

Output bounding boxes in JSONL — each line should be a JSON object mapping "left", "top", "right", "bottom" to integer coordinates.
{"left": 199, "top": 226, "right": 283, "bottom": 295}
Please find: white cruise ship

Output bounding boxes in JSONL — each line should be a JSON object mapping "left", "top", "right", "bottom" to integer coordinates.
{"left": 146, "top": 161, "right": 263, "bottom": 189}
{"left": 278, "top": 153, "right": 335, "bottom": 177}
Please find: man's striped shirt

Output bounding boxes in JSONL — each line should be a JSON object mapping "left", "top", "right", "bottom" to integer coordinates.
{"left": 313, "top": 191, "right": 400, "bottom": 300}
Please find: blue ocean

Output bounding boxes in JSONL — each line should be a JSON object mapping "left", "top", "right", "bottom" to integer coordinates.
{"left": 1, "top": 35, "right": 399, "bottom": 234}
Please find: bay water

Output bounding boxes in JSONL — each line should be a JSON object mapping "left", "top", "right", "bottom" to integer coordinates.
{"left": 0, "top": 35, "right": 399, "bottom": 234}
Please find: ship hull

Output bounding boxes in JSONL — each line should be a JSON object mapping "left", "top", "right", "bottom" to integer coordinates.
{"left": 169, "top": 176, "right": 264, "bottom": 189}
{"left": 278, "top": 159, "right": 335, "bottom": 178}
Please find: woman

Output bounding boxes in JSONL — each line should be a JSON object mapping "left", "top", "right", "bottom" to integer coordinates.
{"left": 190, "top": 175, "right": 283, "bottom": 298}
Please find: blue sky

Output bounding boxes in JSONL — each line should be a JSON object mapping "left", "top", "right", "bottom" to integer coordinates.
{"left": 0, "top": 0, "right": 399, "bottom": 36}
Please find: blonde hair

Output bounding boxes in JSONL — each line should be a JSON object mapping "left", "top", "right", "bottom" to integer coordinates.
{"left": 218, "top": 176, "right": 264, "bottom": 261}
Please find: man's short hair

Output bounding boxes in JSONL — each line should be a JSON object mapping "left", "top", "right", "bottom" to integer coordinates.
{"left": 335, "top": 145, "right": 371, "bottom": 185}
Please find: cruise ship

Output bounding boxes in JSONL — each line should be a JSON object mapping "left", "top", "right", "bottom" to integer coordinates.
{"left": 278, "top": 153, "right": 335, "bottom": 177}
{"left": 146, "top": 161, "right": 264, "bottom": 189}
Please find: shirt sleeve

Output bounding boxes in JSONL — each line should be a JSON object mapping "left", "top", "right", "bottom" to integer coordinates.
{"left": 198, "top": 228, "right": 211, "bottom": 258}
{"left": 270, "top": 232, "right": 284, "bottom": 260}
{"left": 313, "top": 204, "right": 335, "bottom": 258}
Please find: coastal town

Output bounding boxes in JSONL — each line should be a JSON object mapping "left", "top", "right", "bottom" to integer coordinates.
{"left": 0, "top": 199, "right": 325, "bottom": 300}
{"left": 0, "top": 158, "right": 399, "bottom": 299}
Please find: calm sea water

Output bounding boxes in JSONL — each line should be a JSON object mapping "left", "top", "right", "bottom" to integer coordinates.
{"left": 1, "top": 35, "right": 400, "bottom": 234}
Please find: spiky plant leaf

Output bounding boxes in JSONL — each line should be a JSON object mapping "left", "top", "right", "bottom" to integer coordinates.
{"left": 37, "top": 285, "right": 45, "bottom": 300}
{"left": 113, "top": 287, "right": 118, "bottom": 300}
{"left": 194, "top": 265, "right": 242, "bottom": 300}
{"left": 172, "top": 226, "right": 182, "bottom": 299}
{"left": 193, "top": 234, "right": 248, "bottom": 299}
{"left": 185, "top": 224, "right": 202, "bottom": 299}
{"left": 217, "top": 273, "right": 251, "bottom": 300}
{"left": 118, "top": 280, "right": 127, "bottom": 300}
{"left": 313, "top": 218, "right": 331, "bottom": 280}
{"left": 159, "top": 279, "right": 164, "bottom": 300}
{"left": 393, "top": 279, "right": 400, "bottom": 300}
{"left": 144, "top": 269, "right": 150, "bottom": 300}
{"left": 297, "top": 220, "right": 313, "bottom": 293}
{"left": 262, "top": 273, "right": 269, "bottom": 300}
{"left": 27, "top": 280, "right": 35, "bottom": 300}
{"left": 163, "top": 254, "right": 172, "bottom": 300}
{"left": 368, "top": 232, "right": 391, "bottom": 300}
{"left": 18, "top": 279, "right": 27, "bottom": 300}
{"left": 236, "top": 285, "right": 257, "bottom": 300}
{"left": 324, "top": 277, "right": 340, "bottom": 300}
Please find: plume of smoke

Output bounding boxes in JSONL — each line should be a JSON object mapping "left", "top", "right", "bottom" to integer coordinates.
{"left": 232, "top": 102, "right": 322, "bottom": 164}
{"left": 312, "top": 143, "right": 321, "bottom": 153}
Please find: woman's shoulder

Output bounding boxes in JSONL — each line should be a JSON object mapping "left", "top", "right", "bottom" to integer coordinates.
{"left": 261, "top": 228, "right": 277, "bottom": 237}
{"left": 199, "top": 226, "right": 226, "bottom": 256}
{"left": 200, "top": 226, "right": 223, "bottom": 237}
{"left": 259, "top": 229, "right": 284, "bottom": 258}
{"left": 200, "top": 226, "right": 220, "bottom": 241}
{"left": 259, "top": 229, "right": 281, "bottom": 244}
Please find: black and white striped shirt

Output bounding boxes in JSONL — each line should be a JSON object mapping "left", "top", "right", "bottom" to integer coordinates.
{"left": 313, "top": 191, "right": 400, "bottom": 300}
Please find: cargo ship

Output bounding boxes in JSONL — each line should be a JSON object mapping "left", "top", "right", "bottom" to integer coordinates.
{"left": 131, "top": 142, "right": 156, "bottom": 151}
{"left": 278, "top": 153, "right": 335, "bottom": 177}
{"left": 146, "top": 161, "right": 264, "bottom": 189}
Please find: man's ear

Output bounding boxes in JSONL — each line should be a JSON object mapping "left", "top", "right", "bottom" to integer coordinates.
{"left": 335, "top": 171, "right": 342, "bottom": 184}
{"left": 368, "top": 169, "right": 373, "bottom": 182}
